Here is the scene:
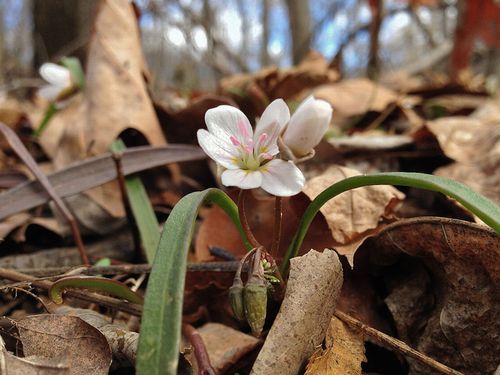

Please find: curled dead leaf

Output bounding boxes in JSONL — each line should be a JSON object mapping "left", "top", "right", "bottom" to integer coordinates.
{"left": 15, "top": 314, "right": 112, "bottom": 375}
{"left": 251, "top": 249, "right": 343, "bottom": 375}
{"left": 355, "top": 217, "right": 500, "bottom": 375}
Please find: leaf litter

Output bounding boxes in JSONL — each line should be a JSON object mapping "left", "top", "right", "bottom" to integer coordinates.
{"left": 1, "top": 0, "right": 499, "bottom": 374}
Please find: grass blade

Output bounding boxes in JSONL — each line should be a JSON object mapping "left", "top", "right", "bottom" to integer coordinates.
{"left": 136, "top": 188, "right": 250, "bottom": 375}
{"left": 110, "top": 140, "right": 160, "bottom": 263}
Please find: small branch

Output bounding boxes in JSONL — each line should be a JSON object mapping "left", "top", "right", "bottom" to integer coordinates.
{"left": 237, "top": 190, "right": 261, "bottom": 248}
{"left": 111, "top": 145, "right": 142, "bottom": 256}
{"left": 182, "top": 323, "right": 216, "bottom": 375}
{"left": 0, "top": 122, "right": 89, "bottom": 265}
{"left": 270, "top": 196, "right": 283, "bottom": 257}
{"left": 334, "top": 310, "right": 464, "bottom": 375}
{"left": 9, "top": 261, "right": 241, "bottom": 279}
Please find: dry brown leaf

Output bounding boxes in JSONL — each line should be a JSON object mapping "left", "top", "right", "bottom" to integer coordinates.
{"left": 54, "top": 306, "right": 139, "bottom": 369}
{"left": 356, "top": 217, "right": 500, "bottom": 375}
{"left": 305, "top": 317, "right": 366, "bottom": 375}
{"left": 195, "top": 191, "right": 331, "bottom": 262}
{"left": 313, "top": 78, "right": 398, "bottom": 119}
{"left": 302, "top": 165, "right": 404, "bottom": 259}
{"left": 187, "top": 323, "right": 260, "bottom": 373}
{"left": 426, "top": 116, "right": 500, "bottom": 163}
{"left": 426, "top": 116, "right": 500, "bottom": 209}
{"left": 250, "top": 249, "right": 343, "bottom": 375}
{"left": 15, "top": 314, "right": 112, "bottom": 375}
{"left": 31, "top": 0, "right": 171, "bottom": 217}
{"left": 1, "top": 334, "right": 70, "bottom": 375}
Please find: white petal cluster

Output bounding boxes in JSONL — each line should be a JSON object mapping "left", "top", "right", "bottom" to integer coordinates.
{"left": 197, "top": 96, "right": 332, "bottom": 196}
{"left": 38, "top": 63, "right": 73, "bottom": 101}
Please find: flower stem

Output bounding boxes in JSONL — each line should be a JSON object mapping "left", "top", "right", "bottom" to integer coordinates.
{"left": 270, "top": 196, "right": 283, "bottom": 257}
{"left": 237, "top": 189, "right": 261, "bottom": 248}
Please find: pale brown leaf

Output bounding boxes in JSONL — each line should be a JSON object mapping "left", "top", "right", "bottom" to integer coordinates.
{"left": 305, "top": 317, "right": 366, "bottom": 375}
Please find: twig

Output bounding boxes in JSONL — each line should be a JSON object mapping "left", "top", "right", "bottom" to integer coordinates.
{"left": 11, "top": 262, "right": 241, "bottom": 278}
{"left": 0, "top": 122, "right": 89, "bottom": 265}
{"left": 182, "top": 323, "right": 216, "bottom": 375}
{"left": 334, "top": 310, "right": 464, "bottom": 375}
{"left": 237, "top": 190, "right": 261, "bottom": 248}
{"left": 111, "top": 146, "right": 142, "bottom": 257}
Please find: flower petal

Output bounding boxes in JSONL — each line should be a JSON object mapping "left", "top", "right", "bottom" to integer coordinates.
{"left": 260, "top": 159, "right": 305, "bottom": 196}
{"left": 254, "top": 121, "right": 282, "bottom": 157}
{"left": 39, "top": 63, "right": 71, "bottom": 87}
{"left": 282, "top": 95, "right": 332, "bottom": 156}
{"left": 255, "top": 99, "right": 290, "bottom": 139}
{"left": 221, "top": 169, "right": 263, "bottom": 189}
{"left": 205, "top": 105, "right": 253, "bottom": 145}
{"left": 197, "top": 129, "right": 239, "bottom": 169}
{"left": 38, "top": 85, "right": 62, "bottom": 101}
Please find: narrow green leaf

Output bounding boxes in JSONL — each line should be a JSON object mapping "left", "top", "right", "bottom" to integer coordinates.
{"left": 281, "top": 172, "right": 500, "bottom": 274}
{"left": 136, "top": 188, "right": 250, "bottom": 375}
{"left": 49, "top": 276, "right": 144, "bottom": 305}
{"left": 110, "top": 140, "right": 160, "bottom": 263}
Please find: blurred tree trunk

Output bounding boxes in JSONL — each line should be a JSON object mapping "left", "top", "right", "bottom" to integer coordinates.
{"left": 33, "top": 0, "right": 97, "bottom": 66}
{"left": 237, "top": 0, "right": 250, "bottom": 63}
{"left": 367, "top": 0, "right": 382, "bottom": 78}
{"left": 285, "top": 0, "right": 311, "bottom": 65}
{"left": 260, "top": 0, "right": 271, "bottom": 66}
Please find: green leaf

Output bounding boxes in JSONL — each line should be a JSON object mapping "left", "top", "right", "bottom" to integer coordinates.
{"left": 60, "top": 56, "right": 85, "bottom": 89}
{"left": 136, "top": 188, "right": 250, "bottom": 375}
{"left": 49, "top": 276, "right": 144, "bottom": 305}
{"left": 281, "top": 172, "right": 500, "bottom": 274}
{"left": 110, "top": 140, "right": 160, "bottom": 263}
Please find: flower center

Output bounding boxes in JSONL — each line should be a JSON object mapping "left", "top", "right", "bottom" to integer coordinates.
{"left": 229, "top": 132, "right": 272, "bottom": 171}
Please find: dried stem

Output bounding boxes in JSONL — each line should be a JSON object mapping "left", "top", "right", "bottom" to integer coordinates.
{"left": 0, "top": 122, "right": 89, "bottom": 265}
{"left": 237, "top": 189, "right": 261, "bottom": 248}
{"left": 270, "top": 196, "right": 283, "bottom": 257}
{"left": 334, "top": 310, "right": 464, "bottom": 375}
{"left": 8, "top": 261, "right": 242, "bottom": 279}
{"left": 111, "top": 147, "right": 142, "bottom": 256}
{"left": 182, "top": 323, "right": 216, "bottom": 375}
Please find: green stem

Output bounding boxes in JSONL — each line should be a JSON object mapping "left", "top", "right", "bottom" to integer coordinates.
{"left": 33, "top": 102, "right": 57, "bottom": 138}
{"left": 280, "top": 172, "right": 500, "bottom": 274}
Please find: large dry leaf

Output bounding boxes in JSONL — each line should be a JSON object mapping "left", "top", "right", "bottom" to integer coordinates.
{"left": 313, "top": 78, "right": 398, "bottom": 119}
{"left": 355, "top": 217, "right": 500, "bottom": 375}
{"left": 426, "top": 116, "right": 500, "bottom": 163}
{"left": 427, "top": 116, "right": 500, "bottom": 207}
{"left": 15, "top": 314, "right": 112, "bottom": 375}
{"left": 1, "top": 334, "right": 69, "bottom": 375}
{"left": 302, "top": 165, "right": 404, "bottom": 258}
{"left": 305, "top": 317, "right": 366, "bottom": 375}
{"left": 251, "top": 249, "right": 343, "bottom": 375}
{"left": 33, "top": 0, "right": 171, "bottom": 216}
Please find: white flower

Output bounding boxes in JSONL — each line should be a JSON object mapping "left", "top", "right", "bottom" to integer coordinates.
{"left": 197, "top": 105, "right": 305, "bottom": 196}
{"left": 280, "top": 95, "right": 332, "bottom": 158}
{"left": 38, "top": 63, "right": 73, "bottom": 101}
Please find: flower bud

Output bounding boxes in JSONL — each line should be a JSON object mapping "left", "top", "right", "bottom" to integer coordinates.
{"left": 229, "top": 277, "right": 246, "bottom": 322}
{"left": 244, "top": 277, "right": 268, "bottom": 337}
{"left": 281, "top": 95, "right": 332, "bottom": 158}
